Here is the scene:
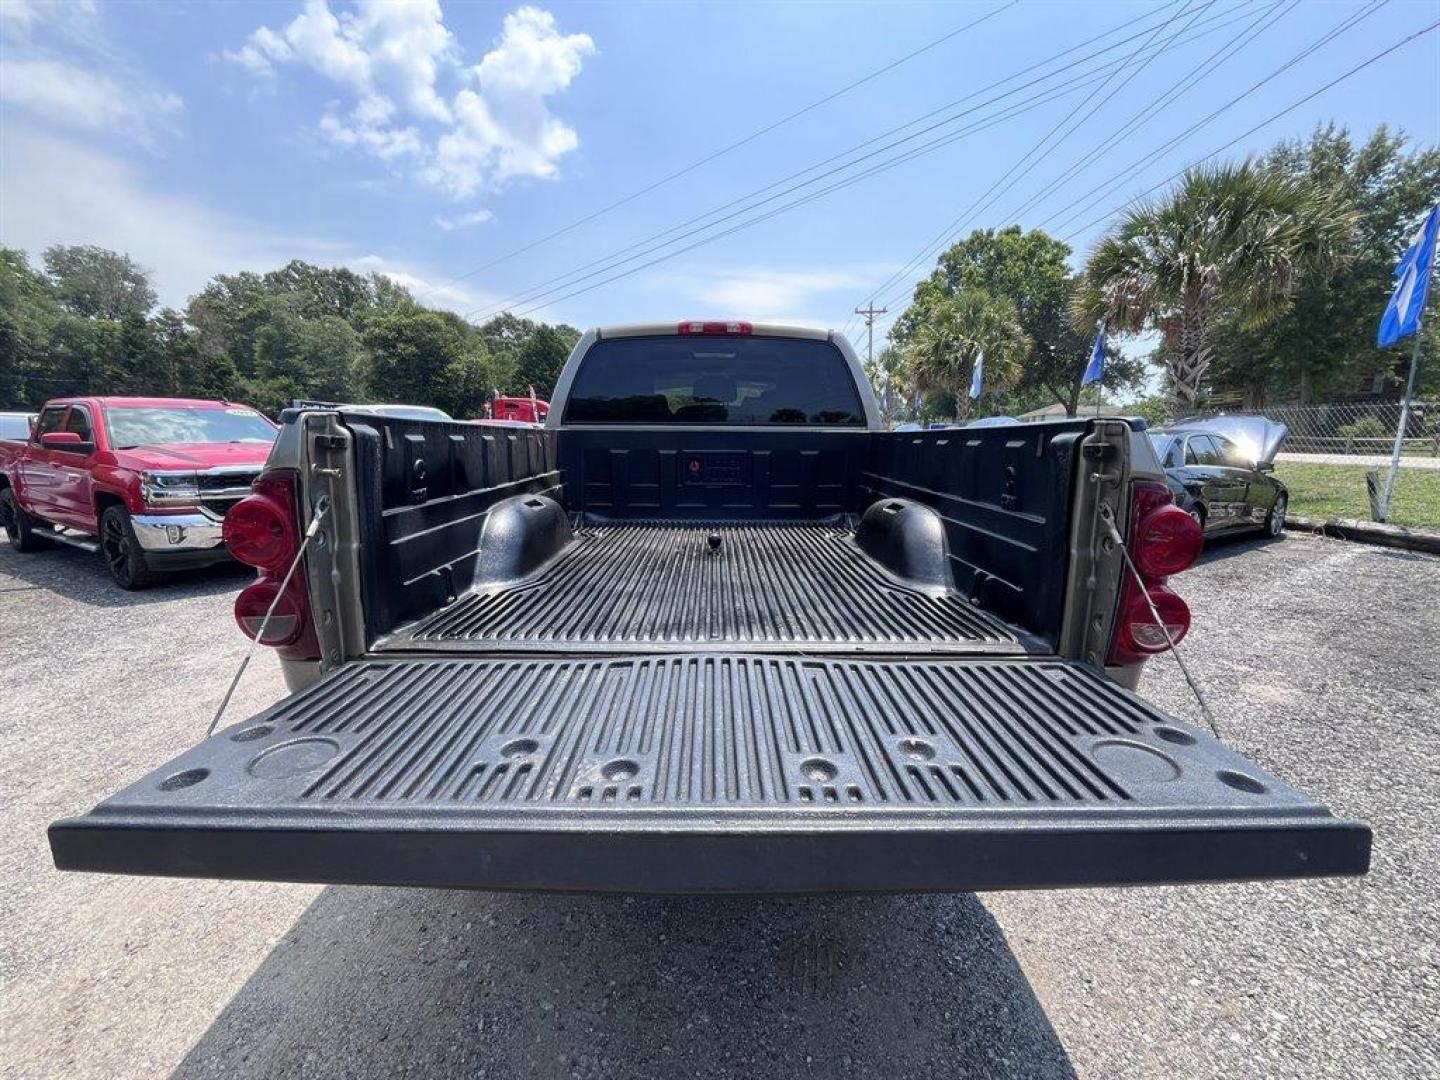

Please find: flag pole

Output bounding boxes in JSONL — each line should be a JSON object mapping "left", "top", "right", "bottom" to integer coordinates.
{"left": 1378, "top": 303, "right": 1426, "bottom": 522}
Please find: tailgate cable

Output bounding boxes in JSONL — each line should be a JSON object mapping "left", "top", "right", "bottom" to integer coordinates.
{"left": 1099, "top": 505, "right": 1220, "bottom": 739}
{"left": 206, "top": 495, "right": 331, "bottom": 737}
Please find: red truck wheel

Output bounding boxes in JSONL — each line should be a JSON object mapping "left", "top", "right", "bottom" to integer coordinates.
{"left": 99, "top": 505, "right": 162, "bottom": 590}
{"left": 0, "top": 487, "right": 49, "bottom": 553}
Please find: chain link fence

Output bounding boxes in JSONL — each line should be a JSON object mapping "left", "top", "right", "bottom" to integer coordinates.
{"left": 1190, "top": 400, "right": 1440, "bottom": 458}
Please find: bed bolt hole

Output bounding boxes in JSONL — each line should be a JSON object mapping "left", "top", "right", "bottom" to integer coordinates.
{"left": 159, "top": 768, "right": 210, "bottom": 792}
{"left": 898, "top": 737, "right": 935, "bottom": 762}
{"left": 602, "top": 758, "right": 639, "bottom": 782}
{"left": 501, "top": 738, "right": 539, "bottom": 759}
{"left": 1153, "top": 726, "right": 1197, "bottom": 746}
{"left": 801, "top": 757, "right": 837, "bottom": 783}
{"left": 231, "top": 724, "right": 274, "bottom": 743}
{"left": 1217, "top": 769, "right": 1267, "bottom": 794}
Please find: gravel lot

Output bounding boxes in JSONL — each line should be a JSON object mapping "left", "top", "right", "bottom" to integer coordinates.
{"left": 1, "top": 530, "right": 1436, "bottom": 1079}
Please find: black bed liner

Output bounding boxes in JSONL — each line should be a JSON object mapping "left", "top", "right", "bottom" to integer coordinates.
{"left": 380, "top": 522, "right": 1027, "bottom": 653}
{"left": 50, "top": 656, "right": 1370, "bottom": 893}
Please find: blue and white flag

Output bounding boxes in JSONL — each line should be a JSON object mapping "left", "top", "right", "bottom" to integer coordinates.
{"left": 1082, "top": 322, "right": 1106, "bottom": 386}
{"left": 969, "top": 350, "right": 984, "bottom": 399}
{"left": 1378, "top": 204, "right": 1439, "bottom": 347}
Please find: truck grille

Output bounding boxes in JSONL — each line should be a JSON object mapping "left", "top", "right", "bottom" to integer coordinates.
{"left": 198, "top": 469, "right": 259, "bottom": 517}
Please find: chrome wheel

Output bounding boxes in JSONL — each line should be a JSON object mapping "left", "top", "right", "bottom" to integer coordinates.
{"left": 1267, "top": 494, "right": 1287, "bottom": 537}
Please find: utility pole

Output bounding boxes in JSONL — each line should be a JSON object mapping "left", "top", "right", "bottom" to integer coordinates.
{"left": 854, "top": 300, "right": 888, "bottom": 419}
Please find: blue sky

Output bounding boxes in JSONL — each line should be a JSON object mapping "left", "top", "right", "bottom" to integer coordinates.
{"left": 2, "top": 0, "right": 1437, "bottom": 350}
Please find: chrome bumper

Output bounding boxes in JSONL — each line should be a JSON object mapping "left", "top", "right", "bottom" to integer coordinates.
{"left": 130, "top": 512, "right": 226, "bottom": 553}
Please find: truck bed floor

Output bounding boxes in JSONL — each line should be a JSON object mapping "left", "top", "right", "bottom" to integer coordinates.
{"left": 382, "top": 522, "right": 1027, "bottom": 654}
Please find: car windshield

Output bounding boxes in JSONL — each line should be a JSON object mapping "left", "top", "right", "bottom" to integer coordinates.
{"left": 106, "top": 406, "right": 276, "bottom": 448}
{"left": 1148, "top": 432, "right": 1178, "bottom": 464}
{"left": 564, "top": 335, "right": 866, "bottom": 425}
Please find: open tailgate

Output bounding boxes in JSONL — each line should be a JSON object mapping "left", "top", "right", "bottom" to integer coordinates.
{"left": 50, "top": 657, "right": 1369, "bottom": 893}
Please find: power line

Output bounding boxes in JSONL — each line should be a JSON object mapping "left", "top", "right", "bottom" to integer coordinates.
{"left": 858, "top": 0, "right": 1200, "bottom": 319}
{"left": 412, "top": 0, "right": 1021, "bottom": 303}
{"left": 465, "top": 1, "right": 1262, "bottom": 322}
{"left": 866, "top": 0, "right": 1393, "bottom": 329}
{"left": 997, "top": 0, "right": 1295, "bottom": 228}
{"left": 1058, "top": 12, "right": 1438, "bottom": 242}
{"left": 1043, "top": 0, "right": 1387, "bottom": 236}
{"left": 463, "top": 0, "right": 1242, "bottom": 323}
{"left": 502, "top": 62, "right": 1174, "bottom": 320}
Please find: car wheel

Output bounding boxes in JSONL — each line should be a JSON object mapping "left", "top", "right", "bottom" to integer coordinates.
{"left": 100, "top": 505, "right": 162, "bottom": 590}
{"left": 1265, "top": 493, "right": 1288, "bottom": 537}
{"left": 0, "top": 487, "right": 48, "bottom": 552}
{"left": 1187, "top": 506, "right": 1205, "bottom": 534}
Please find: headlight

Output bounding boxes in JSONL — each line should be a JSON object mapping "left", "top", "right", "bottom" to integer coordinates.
{"left": 140, "top": 470, "right": 201, "bottom": 506}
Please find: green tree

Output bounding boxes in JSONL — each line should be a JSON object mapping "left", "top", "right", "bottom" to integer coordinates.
{"left": 43, "top": 245, "right": 156, "bottom": 320}
{"left": 365, "top": 309, "right": 497, "bottom": 416}
{"left": 893, "top": 227, "right": 1142, "bottom": 415}
{"left": 476, "top": 312, "right": 580, "bottom": 396}
{"left": 1080, "top": 160, "right": 1355, "bottom": 410}
{"left": 902, "top": 284, "right": 1029, "bottom": 420}
{"left": 1208, "top": 126, "right": 1440, "bottom": 404}
{"left": 0, "top": 248, "right": 65, "bottom": 407}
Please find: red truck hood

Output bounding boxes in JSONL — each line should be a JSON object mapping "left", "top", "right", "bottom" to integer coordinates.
{"left": 112, "top": 442, "right": 273, "bottom": 470}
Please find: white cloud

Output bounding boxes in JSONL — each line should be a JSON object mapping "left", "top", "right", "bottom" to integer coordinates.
{"left": 0, "top": 57, "right": 182, "bottom": 142}
{"left": 0, "top": 125, "right": 495, "bottom": 315}
{"left": 226, "top": 2, "right": 592, "bottom": 199}
{"left": 0, "top": 2, "right": 182, "bottom": 144}
{"left": 683, "top": 267, "right": 886, "bottom": 323}
{"left": 434, "top": 208, "right": 495, "bottom": 232}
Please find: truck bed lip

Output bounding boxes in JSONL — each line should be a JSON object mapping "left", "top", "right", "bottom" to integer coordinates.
{"left": 50, "top": 655, "right": 1371, "bottom": 893}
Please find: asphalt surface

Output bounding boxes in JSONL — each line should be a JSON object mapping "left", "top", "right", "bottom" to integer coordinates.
{"left": 1, "top": 529, "right": 1436, "bottom": 1079}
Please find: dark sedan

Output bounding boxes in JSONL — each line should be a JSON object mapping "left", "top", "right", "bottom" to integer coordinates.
{"left": 1148, "top": 421, "right": 1288, "bottom": 539}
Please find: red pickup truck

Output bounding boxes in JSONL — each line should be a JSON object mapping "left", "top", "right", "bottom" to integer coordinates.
{"left": 0, "top": 396, "right": 277, "bottom": 588}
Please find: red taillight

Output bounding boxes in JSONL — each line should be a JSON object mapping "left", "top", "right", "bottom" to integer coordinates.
{"left": 678, "top": 320, "right": 752, "bottom": 336}
{"left": 227, "top": 470, "right": 319, "bottom": 660}
{"left": 233, "top": 579, "right": 302, "bottom": 646}
{"left": 1114, "top": 584, "right": 1191, "bottom": 655}
{"left": 223, "top": 477, "right": 298, "bottom": 571}
{"left": 1108, "top": 480, "right": 1200, "bottom": 665}
{"left": 1133, "top": 503, "right": 1203, "bottom": 578}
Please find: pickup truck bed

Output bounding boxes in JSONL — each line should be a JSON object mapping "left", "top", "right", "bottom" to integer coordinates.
{"left": 48, "top": 654, "right": 1367, "bottom": 892}
{"left": 47, "top": 327, "right": 1372, "bottom": 893}
{"left": 380, "top": 521, "right": 1027, "bottom": 653}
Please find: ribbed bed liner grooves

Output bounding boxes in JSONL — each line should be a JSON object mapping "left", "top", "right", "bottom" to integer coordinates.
{"left": 388, "top": 523, "right": 1023, "bottom": 652}
{"left": 292, "top": 657, "right": 1136, "bottom": 806}
{"left": 51, "top": 655, "right": 1373, "bottom": 891}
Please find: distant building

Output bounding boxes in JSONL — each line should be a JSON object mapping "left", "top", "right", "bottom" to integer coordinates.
{"left": 1017, "top": 403, "right": 1131, "bottom": 422}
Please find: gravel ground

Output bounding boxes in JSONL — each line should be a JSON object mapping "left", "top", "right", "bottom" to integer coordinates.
{"left": 1, "top": 530, "right": 1436, "bottom": 1079}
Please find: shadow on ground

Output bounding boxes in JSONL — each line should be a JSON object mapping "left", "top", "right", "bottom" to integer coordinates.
{"left": 176, "top": 887, "right": 1073, "bottom": 1080}
{"left": 1193, "top": 530, "right": 1281, "bottom": 566}
{"left": 0, "top": 537, "right": 251, "bottom": 607}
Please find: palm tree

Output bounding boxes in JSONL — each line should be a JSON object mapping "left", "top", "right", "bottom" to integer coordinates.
{"left": 904, "top": 285, "right": 1029, "bottom": 420}
{"left": 1078, "top": 161, "right": 1354, "bottom": 410}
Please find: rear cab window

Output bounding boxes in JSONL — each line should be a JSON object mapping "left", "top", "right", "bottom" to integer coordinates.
{"left": 563, "top": 336, "right": 866, "bottom": 425}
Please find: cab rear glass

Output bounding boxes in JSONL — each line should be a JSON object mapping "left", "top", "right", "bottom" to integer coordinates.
{"left": 563, "top": 336, "right": 866, "bottom": 425}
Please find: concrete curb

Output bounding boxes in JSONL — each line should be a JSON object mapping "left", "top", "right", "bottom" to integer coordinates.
{"left": 1285, "top": 514, "right": 1440, "bottom": 555}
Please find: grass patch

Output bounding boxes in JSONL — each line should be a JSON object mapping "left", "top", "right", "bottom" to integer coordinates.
{"left": 1275, "top": 463, "right": 1440, "bottom": 532}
